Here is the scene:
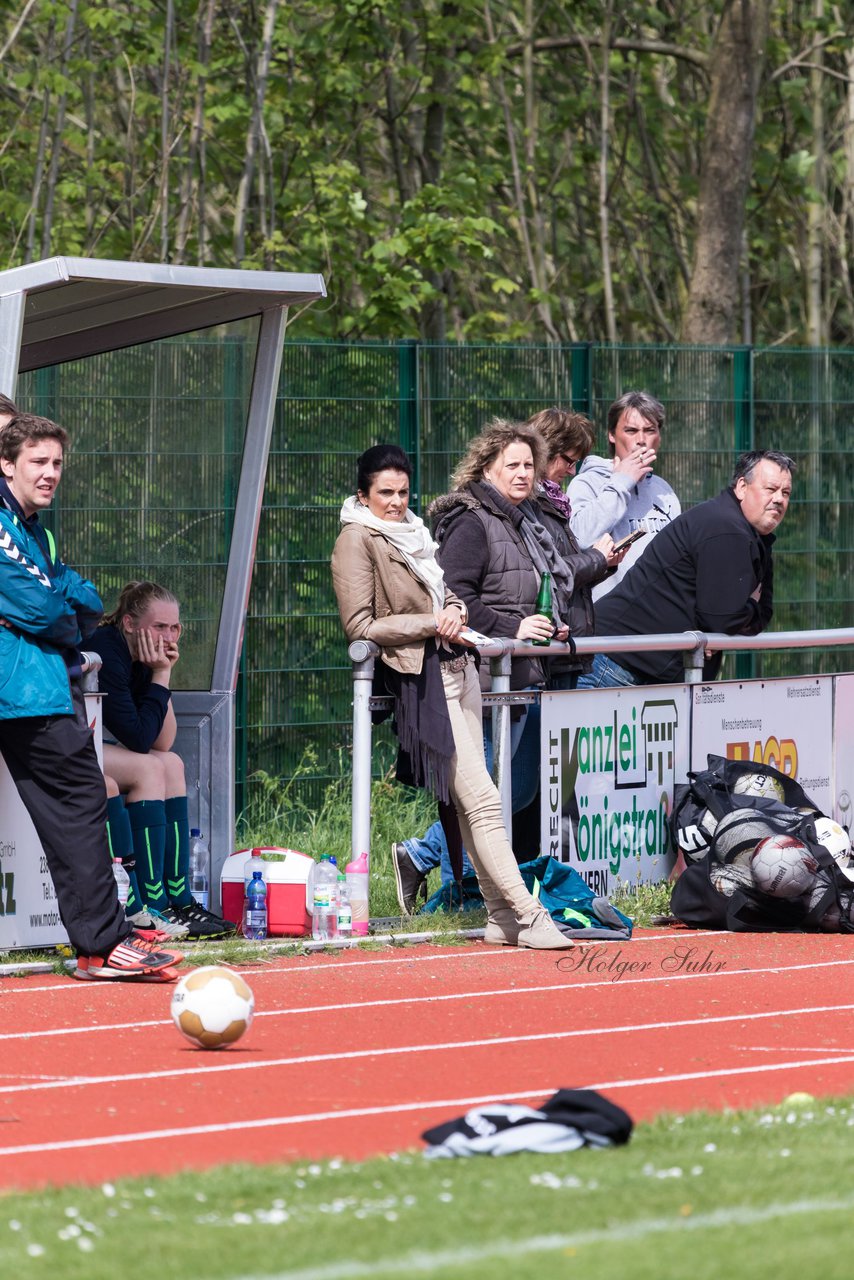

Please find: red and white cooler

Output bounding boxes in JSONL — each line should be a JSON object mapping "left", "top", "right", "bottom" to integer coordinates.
{"left": 221, "top": 847, "right": 313, "bottom": 937}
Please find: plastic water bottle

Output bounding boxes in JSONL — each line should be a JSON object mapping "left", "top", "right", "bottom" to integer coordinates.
{"left": 346, "top": 851, "right": 370, "bottom": 937}
{"left": 189, "top": 828, "right": 210, "bottom": 910}
{"left": 112, "top": 859, "right": 130, "bottom": 909}
{"left": 305, "top": 852, "right": 332, "bottom": 915}
{"left": 336, "top": 873, "right": 352, "bottom": 939}
{"left": 244, "top": 848, "right": 265, "bottom": 896}
{"left": 311, "top": 854, "right": 339, "bottom": 941}
{"left": 243, "top": 870, "right": 268, "bottom": 940}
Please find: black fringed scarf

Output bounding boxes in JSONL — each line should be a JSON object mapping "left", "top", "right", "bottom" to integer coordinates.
{"left": 383, "top": 638, "right": 454, "bottom": 805}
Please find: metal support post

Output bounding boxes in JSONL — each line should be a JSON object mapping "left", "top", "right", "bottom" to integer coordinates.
{"left": 348, "top": 640, "right": 378, "bottom": 866}
{"left": 490, "top": 644, "right": 514, "bottom": 834}
{"left": 682, "top": 632, "right": 707, "bottom": 684}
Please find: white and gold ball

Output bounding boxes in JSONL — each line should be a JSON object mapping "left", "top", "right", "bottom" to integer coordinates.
{"left": 732, "top": 771, "right": 786, "bottom": 803}
{"left": 171, "top": 965, "right": 255, "bottom": 1049}
{"left": 813, "top": 817, "right": 852, "bottom": 867}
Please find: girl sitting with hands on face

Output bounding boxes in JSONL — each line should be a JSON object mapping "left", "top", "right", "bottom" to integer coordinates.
{"left": 85, "top": 581, "right": 234, "bottom": 939}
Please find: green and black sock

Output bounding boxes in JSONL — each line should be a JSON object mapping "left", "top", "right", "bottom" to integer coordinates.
{"left": 127, "top": 799, "right": 169, "bottom": 912}
{"left": 165, "top": 794, "right": 193, "bottom": 908}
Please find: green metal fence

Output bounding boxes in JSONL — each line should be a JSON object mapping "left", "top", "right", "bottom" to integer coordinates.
{"left": 20, "top": 337, "right": 854, "bottom": 814}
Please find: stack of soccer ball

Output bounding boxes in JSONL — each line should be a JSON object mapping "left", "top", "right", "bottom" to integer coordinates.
{"left": 697, "top": 771, "right": 854, "bottom": 929}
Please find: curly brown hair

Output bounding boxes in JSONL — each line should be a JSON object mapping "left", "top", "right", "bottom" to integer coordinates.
{"left": 450, "top": 418, "right": 547, "bottom": 491}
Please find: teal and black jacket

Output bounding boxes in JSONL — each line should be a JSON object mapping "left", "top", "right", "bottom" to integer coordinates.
{"left": 0, "top": 478, "right": 103, "bottom": 720}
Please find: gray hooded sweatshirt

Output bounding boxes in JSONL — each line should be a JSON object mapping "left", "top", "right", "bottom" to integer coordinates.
{"left": 567, "top": 454, "right": 681, "bottom": 599}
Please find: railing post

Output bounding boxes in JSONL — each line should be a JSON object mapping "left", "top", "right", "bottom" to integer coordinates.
{"left": 490, "top": 643, "right": 514, "bottom": 834}
{"left": 348, "top": 640, "right": 377, "bottom": 865}
{"left": 682, "top": 632, "right": 707, "bottom": 684}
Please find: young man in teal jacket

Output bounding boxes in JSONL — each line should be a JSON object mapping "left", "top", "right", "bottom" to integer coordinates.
{"left": 0, "top": 410, "right": 182, "bottom": 980}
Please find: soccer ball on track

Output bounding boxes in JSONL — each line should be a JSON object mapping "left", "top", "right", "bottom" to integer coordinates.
{"left": 750, "top": 834, "right": 819, "bottom": 899}
{"left": 170, "top": 966, "right": 255, "bottom": 1049}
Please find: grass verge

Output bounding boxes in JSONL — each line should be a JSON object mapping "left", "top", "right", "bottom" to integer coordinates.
{"left": 0, "top": 1093, "right": 849, "bottom": 1280}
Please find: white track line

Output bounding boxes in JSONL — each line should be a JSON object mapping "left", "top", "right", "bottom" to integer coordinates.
{"left": 233, "top": 1195, "right": 854, "bottom": 1280}
{"left": 2, "top": 1055, "right": 854, "bottom": 1159}
{"left": 1, "top": 955, "right": 853, "bottom": 1043}
{"left": 1, "top": 1002, "right": 853, "bottom": 1094}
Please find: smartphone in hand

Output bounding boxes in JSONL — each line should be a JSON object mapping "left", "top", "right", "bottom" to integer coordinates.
{"left": 459, "top": 626, "right": 493, "bottom": 647}
{"left": 613, "top": 528, "right": 647, "bottom": 554}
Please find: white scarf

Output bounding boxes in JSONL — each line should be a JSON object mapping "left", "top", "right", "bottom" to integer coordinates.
{"left": 339, "top": 495, "right": 446, "bottom": 612}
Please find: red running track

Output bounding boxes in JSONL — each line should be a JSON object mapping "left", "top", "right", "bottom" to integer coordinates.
{"left": 1, "top": 928, "right": 853, "bottom": 1190}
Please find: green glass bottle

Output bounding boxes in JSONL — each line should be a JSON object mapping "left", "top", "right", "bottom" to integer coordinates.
{"left": 531, "top": 571, "right": 554, "bottom": 646}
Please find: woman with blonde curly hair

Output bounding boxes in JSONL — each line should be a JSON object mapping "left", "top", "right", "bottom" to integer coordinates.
{"left": 393, "top": 417, "right": 594, "bottom": 911}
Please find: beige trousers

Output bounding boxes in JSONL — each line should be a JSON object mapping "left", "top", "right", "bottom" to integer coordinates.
{"left": 440, "top": 661, "right": 539, "bottom": 918}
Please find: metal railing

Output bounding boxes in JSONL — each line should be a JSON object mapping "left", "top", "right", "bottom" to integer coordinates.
{"left": 347, "top": 628, "right": 854, "bottom": 862}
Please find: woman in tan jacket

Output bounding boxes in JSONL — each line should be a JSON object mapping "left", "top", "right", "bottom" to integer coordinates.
{"left": 331, "top": 443, "right": 573, "bottom": 950}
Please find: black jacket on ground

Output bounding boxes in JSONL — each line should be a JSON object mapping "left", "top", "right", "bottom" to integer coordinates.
{"left": 593, "top": 487, "right": 775, "bottom": 683}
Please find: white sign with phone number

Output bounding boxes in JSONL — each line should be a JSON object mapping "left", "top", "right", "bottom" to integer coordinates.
{"left": 0, "top": 694, "right": 103, "bottom": 951}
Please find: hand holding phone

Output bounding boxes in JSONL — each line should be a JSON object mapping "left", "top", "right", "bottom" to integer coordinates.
{"left": 459, "top": 626, "right": 493, "bottom": 647}
{"left": 613, "top": 528, "right": 647, "bottom": 554}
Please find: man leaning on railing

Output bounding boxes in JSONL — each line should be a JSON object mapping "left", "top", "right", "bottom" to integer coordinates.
{"left": 576, "top": 450, "right": 795, "bottom": 690}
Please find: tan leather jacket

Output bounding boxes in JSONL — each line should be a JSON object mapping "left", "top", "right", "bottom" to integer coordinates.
{"left": 331, "top": 523, "right": 466, "bottom": 674}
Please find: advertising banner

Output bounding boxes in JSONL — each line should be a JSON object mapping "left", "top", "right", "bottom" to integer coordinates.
{"left": 540, "top": 684, "right": 691, "bottom": 894}
{"left": 832, "top": 674, "right": 854, "bottom": 836}
{"left": 0, "top": 694, "right": 102, "bottom": 952}
{"left": 690, "top": 676, "right": 833, "bottom": 815}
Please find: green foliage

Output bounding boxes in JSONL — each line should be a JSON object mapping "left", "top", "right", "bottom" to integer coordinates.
{"left": 2, "top": 1, "right": 854, "bottom": 343}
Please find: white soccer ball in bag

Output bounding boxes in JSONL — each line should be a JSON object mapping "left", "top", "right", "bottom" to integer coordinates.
{"left": 709, "top": 862, "right": 753, "bottom": 897}
{"left": 813, "top": 817, "right": 853, "bottom": 868}
{"left": 171, "top": 966, "right": 255, "bottom": 1050}
{"left": 732, "top": 771, "right": 786, "bottom": 803}
{"left": 750, "top": 835, "right": 819, "bottom": 899}
{"left": 713, "top": 808, "right": 777, "bottom": 867}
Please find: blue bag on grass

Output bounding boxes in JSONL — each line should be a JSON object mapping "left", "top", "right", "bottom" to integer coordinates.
{"left": 420, "top": 855, "right": 633, "bottom": 940}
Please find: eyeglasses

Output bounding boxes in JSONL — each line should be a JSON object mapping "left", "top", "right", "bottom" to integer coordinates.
{"left": 560, "top": 454, "right": 579, "bottom": 468}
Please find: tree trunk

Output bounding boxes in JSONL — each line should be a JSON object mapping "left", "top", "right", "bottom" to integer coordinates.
{"left": 233, "top": 0, "right": 278, "bottom": 265}
{"left": 599, "top": 3, "right": 617, "bottom": 342}
{"left": 175, "top": 0, "right": 216, "bottom": 264}
{"left": 806, "top": 0, "right": 825, "bottom": 346}
{"left": 681, "top": 0, "right": 771, "bottom": 344}
{"left": 41, "top": 0, "right": 79, "bottom": 257}
{"left": 159, "top": 0, "right": 175, "bottom": 258}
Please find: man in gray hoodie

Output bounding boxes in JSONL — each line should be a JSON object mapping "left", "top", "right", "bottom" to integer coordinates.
{"left": 567, "top": 390, "right": 681, "bottom": 599}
